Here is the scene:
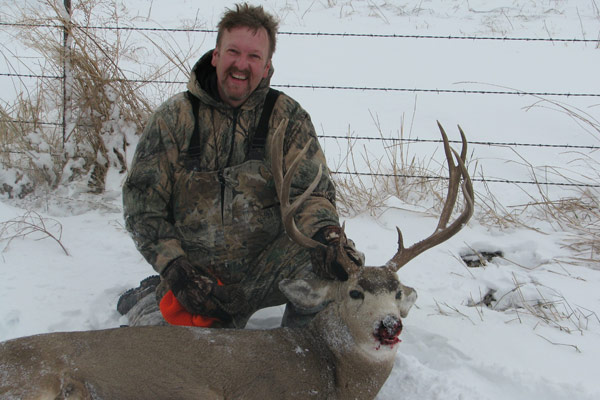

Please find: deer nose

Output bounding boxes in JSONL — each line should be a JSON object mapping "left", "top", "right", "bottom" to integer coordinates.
{"left": 374, "top": 315, "right": 403, "bottom": 346}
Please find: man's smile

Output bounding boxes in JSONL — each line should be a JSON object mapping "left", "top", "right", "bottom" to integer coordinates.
{"left": 230, "top": 72, "right": 248, "bottom": 81}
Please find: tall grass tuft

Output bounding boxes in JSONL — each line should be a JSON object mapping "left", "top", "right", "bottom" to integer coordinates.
{"left": 0, "top": 0, "right": 204, "bottom": 196}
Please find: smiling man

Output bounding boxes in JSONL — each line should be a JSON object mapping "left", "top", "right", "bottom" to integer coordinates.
{"left": 121, "top": 3, "right": 364, "bottom": 329}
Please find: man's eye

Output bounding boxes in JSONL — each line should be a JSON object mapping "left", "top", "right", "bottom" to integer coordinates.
{"left": 349, "top": 290, "right": 364, "bottom": 300}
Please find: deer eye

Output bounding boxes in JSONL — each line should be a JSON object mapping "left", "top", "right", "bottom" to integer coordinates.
{"left": 395, "top": 290, "right": 403, "bottom": 300}
{"left": 349, "top": 290, "right": 364, "bottom": 300}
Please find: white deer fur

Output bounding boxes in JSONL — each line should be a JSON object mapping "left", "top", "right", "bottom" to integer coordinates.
{"left": 0, "top": 267, "right": 416, "bottom": 400}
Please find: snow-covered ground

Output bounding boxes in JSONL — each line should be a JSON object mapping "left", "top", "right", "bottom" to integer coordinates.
{"left": 1, "top": 1, "right": 599, "bottom": 399}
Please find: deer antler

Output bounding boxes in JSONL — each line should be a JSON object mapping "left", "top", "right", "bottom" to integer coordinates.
{"left": 270, "top": 120, "right": 362, "bottom": 279}
{"left": 386, "top": 122, "right": 474, "bottom": 272}
{"left": 270, "top": 119, "right": 327, "bottom": 250}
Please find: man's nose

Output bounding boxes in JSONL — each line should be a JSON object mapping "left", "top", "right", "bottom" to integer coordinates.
{"left": 232, "top": 54, "right": 250, "bottom": 71}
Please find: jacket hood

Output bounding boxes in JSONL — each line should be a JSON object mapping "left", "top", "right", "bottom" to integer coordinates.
{"left": 187, "top": 49, "right": 275, "bottom": 111}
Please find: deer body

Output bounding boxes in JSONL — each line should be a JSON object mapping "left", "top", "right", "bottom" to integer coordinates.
{"left": 1, "top": 325, "right": 332, "bottom": 399}
{"left": 0, "top": 268, "right": 416, "bottom": 400}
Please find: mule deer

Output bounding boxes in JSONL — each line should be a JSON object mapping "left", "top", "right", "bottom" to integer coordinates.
{"left": 0, "top": 121, "right": 473, "bottom": 400}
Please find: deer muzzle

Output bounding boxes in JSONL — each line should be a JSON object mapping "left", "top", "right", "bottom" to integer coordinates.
{"left": 373, "top": 315, "right": 403, "bottom": 347}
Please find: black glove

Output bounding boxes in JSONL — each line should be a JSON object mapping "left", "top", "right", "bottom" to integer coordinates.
{"left": 211, "top": 284, "right": 249, "bottom": 316}
{"left": 161, "top": 257, "right": 249, "bottom": 320}
{"left": 311, "top": 226, "right": 365, "bottom": 280}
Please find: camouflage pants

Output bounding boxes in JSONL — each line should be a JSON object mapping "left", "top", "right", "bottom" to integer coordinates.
{"left": 126, "top": 231, "right": 315, "bottom": 329}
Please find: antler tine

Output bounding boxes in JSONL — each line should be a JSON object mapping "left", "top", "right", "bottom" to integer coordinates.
{"left": 437, "top": 121, "right": 465, "bottom": 229}
{"left": 386, "top": 123, "right": 474, "bottom": 272}
{"left": 338, "top": 222, "right": 362, "bottom": 275}
{"left": 270, "top": 119, "right": 326, "bottom": 249}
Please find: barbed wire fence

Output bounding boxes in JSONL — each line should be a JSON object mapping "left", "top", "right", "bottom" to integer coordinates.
{"left": 1, "top": 15, "right": 599, "bottom": 189}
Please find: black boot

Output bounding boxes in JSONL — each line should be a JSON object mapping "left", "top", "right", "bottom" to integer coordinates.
{"left": 281, "top": 302, "right": 316, "bottom": 328}
{"left": 117, "top": 275, "right": 161, "bottom": 315}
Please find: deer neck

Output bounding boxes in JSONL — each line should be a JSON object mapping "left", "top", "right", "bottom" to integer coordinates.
{"left": 308, "top": 305, "right": 396, "bottom": 399}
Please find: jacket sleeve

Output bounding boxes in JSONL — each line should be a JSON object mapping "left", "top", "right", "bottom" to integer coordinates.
{"left": 122, "top": 102, "right": 186, "bottom": 274}
{"left": 278, "top": 107, "right": 340, "bottom": 238}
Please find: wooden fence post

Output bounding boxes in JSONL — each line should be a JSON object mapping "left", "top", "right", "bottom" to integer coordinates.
{"left": 62, "top": 0, "right": 72, "bottom": 148}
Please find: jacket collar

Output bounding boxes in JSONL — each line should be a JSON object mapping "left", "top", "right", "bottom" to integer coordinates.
{"left": 187, "top": 49, "right": 274, "bottom": 111}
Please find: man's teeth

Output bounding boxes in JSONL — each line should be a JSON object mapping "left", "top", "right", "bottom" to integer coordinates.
{"left": 232, "top": 74, "right": 247, "bottom": 80}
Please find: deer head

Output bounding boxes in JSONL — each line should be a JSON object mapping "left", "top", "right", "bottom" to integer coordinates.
{"left": 280, "top": 267, "right": 417, "bottom": 358}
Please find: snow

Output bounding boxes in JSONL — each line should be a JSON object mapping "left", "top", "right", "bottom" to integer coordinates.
{"left": 1, "top": 1, "right": 600, "bottom": 399}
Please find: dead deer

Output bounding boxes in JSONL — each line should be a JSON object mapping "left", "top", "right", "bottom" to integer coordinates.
{"left": 0, "top": 121, "right": 473, "bottom": 400}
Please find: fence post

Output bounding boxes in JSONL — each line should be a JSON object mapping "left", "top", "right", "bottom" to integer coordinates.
{"left": 62, "top": 0, "right": 72, "bottom": 148}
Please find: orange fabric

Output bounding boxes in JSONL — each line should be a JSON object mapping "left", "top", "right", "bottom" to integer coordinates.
{"left": 159, "top": 280, "right": 223, "bottom": 328}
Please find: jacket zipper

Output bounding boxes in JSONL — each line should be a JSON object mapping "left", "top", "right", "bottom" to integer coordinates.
{"left": 219, "top": 108, "right": 239, "bottom": 223}
{"left": 218, "top": 169, "right": 226, "bottom": 224}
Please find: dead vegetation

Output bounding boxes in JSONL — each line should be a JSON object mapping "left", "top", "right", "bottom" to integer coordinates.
{"left": 331, "top": 111, "right": 451, "bottom": 218}
{"left": 0, "top": 0, "right": 204, "bottom": 196}
{"left": 465, "top": 268, "right": 599, "bottom": 342}
{"left": 522, "top": 98, "right": 600, "bottom": 265}
{"left": 330, "top": 97, "right": 600, "bottom": 267}
{"left": 0, "top": 210, "right": 68, "bottom": 255}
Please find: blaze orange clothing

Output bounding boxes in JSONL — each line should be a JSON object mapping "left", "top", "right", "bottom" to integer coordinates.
{"left": 159, "top": 290, "right": 220, "bottom": 328}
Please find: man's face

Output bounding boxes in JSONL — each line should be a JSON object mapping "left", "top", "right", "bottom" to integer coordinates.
{"left": 211, "top": 26, "right": 271, "bottom": 108}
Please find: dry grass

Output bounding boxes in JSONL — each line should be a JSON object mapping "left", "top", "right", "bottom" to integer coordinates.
{"left": 0, "top": 210, "right": 68, "bottom": 255}
{"left": 332, "top": 112, "right": 450, "bottom": 218}
{"left": 458, "top": 159, "right": 598, "bottom": 265}
{"left": 0, "top": 90, "right": 59, "bottom": 198}
{"left": 528, "top": 184, "right": 600, "bottom": 265}
{"left": 13, "top": 0, "right": 154, "bottom": 193}
{"left": 503, "top": 272, "right": 597, "bottom": 339}
{"left": 0, "top": 0, "right": 204, "bottom": 195}
{"left": 522, "top": 98, "right": 600, "bottom": 263}
{"left": 464, "top": 266, "right": 599, "bottom": 338}
{"left": 332, "top": 100, "right": 599, "bottom": 266}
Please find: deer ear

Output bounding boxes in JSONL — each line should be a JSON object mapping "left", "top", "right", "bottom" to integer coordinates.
{"left": 398, "top": 284, "right": 418, "bottom": 318}
{"left": 279, "top": 279, "right": 333, "bottom": 313}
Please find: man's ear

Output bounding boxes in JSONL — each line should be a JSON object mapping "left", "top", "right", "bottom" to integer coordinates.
{"left": 211, "top": 48, "right": 219, "bottom": 68}
{"left": 262, "top": 59, "right": 271, "bottom": 78}
{"left": 279, "top": 279, "right": 333, "bottom": 313}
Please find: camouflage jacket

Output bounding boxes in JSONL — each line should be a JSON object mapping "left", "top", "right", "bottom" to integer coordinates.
{"left": 123, "top": 50, "right": 339, "bottom": 274}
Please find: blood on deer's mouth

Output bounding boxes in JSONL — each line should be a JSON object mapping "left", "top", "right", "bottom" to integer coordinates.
{"left": 373, "top": 315, "right": 402, "bottom": 348}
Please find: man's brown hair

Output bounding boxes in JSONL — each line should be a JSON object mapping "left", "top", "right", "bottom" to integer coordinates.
{"left": 217, "top": 3, "right": 279, "bottom": 58}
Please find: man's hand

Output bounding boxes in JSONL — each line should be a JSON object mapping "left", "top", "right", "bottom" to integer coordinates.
{"left": 311, "top": 225, "right": 365, "bottom": 280}
{"left": 161, "top": 258, "right": 248, "bottom": 320}
{"left": 211, "top": 285, "right": 249, "bottom": 316}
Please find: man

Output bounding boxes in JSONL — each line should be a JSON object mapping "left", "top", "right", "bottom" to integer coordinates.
{"left": 121, "top": 3, "right": 362, "bottom": 329}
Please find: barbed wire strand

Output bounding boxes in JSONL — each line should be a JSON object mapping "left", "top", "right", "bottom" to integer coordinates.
{"left": 2, "top": 119, "right": 598, "bottom": 150}
{"left": 319, "top": 135, "right": 600, "bottom": 150}
{"left": 0, "top": 120, "right": 62, "bottom": 127}
{"left": 2, "top": 72, "right": 599, "bottom": 98}
{"left": 331, "top": 171, "right": 600, "bottom": 188}
{"left": 1, "top": 21, "right": 598, "bottom": 43}
{"left": 272, "top": 84, "right": 600, "bottom": 98}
